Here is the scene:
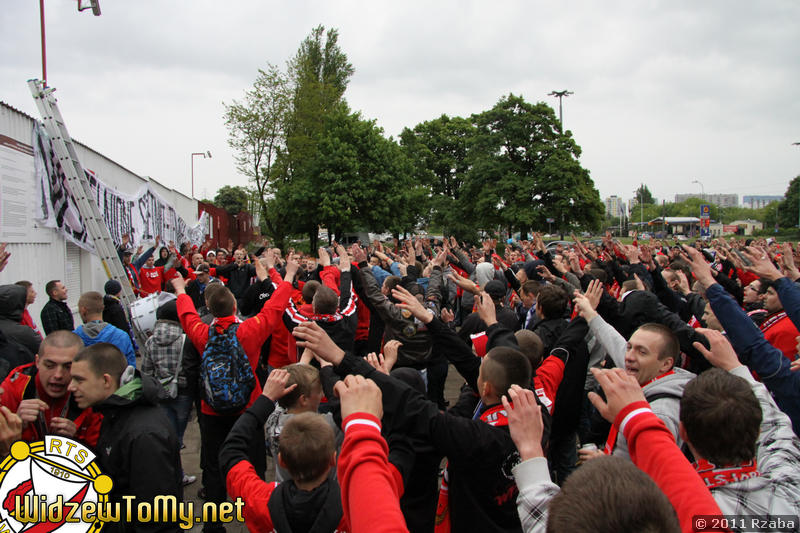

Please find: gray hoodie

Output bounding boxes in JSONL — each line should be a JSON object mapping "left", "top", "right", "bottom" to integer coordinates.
{"left": 588, "top": 313, "right": 696, "bottom": 459}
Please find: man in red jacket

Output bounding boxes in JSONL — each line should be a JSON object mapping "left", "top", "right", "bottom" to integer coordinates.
{"left": 171, "top": 256, "right": 297, "bottom": 533}
{"left": 0, "top": 330, "right": 102, "bottom": 447}
{"left": 758, "top": 279, "right": 799, "bottom": 361}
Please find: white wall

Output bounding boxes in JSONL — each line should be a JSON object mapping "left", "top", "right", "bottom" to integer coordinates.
{"left": 0, "top": 101, "right": 197, "bottom": 324}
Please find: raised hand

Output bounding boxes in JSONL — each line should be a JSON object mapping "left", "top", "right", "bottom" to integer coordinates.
{"left": 502, "top": 385, "right": 544, "bottom": 461}
{"left": 335, "top": 375, "right": 383, "bottom": 421}
{"left": 263, "top": 368, "right": 298, "bottom": 401}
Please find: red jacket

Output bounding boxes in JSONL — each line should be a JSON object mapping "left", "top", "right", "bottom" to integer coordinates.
{"left": 338, "top": 413, "right": 406, "bottom": 533}
{"left": 176, "top": 280, "right": 292, "bottom": 416}
{"left": 20, "top": 309, "right": 43, "bottom": 340}
{"left": 0, "top": 363, "right": 102, "bottom": 447}
{"left": 619, "top": 401, "right": 728, "bottom": 533}
{"left": 760, "top": 311, "right": 799, "bottom": 361}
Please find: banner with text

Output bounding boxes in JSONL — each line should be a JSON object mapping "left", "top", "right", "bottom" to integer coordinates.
{"left": 32, "top": 123, "right": 208, "bottom": 254}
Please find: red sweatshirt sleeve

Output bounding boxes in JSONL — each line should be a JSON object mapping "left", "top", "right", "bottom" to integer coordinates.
{"left": 268, "top": 267, "right": 283, "bottom": 286}
{"left": 176, "top": 293, "right": 210, "bottom": 354}
{"left": 320, "top": 266, "right": 340, "bottom": 294}
{"left": 532, "top": 355, "right": 565, "bottom": 415}
{"left": 338, "top": 413, "right": 407, "bottom": 533}
{"left": 618, "top": 402, "right": 728, "bottom": 533}
{"left": 226, "top": 460, "right": 278, "bottom": 532}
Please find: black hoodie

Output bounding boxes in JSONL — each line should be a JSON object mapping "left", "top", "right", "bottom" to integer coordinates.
{"left": 93, "top": 370, "right": 182, "bottom": 533}
{"left": 0, "top": 284, "right": 39, "bottom": 361}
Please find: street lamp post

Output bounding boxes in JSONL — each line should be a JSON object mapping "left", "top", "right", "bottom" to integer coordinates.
{"left": 548, "top": 90, "right": 573, "bottom": 132}
{"left": 39, "top": 0, "right": 101, "bottom": 87}
{"left": 191, "top": 151, "right": 212, "bottom": 198}
{"left": 691, "top": 179, "right": 705, "bottom": 200}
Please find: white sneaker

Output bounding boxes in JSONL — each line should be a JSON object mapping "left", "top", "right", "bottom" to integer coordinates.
{"left": 182, "top": 474, "right": 197, "bottom": 486}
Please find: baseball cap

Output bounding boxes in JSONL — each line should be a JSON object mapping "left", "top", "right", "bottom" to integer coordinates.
{"left": 194, "top": 263, "right": 210, "bottom": 275}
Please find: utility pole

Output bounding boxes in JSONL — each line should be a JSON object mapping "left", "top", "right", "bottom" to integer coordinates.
{"left": 548, "top": 90, "right": 573, "bottom": 132}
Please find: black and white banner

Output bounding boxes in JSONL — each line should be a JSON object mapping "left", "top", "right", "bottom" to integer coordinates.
{"left": 32, "top": 123, "right": 209, "bottom": 253}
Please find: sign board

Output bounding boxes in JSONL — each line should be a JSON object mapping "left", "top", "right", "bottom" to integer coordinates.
{"left": 546, "top": 217, "right": 555, "bottom": 223}
{"left": 700, "top": 204, "right": 711, "bottom": 218}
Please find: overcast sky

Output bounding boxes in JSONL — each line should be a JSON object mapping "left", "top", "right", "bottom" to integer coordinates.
{"left": 2, "top": 1, "right": 798, "bottom": 211}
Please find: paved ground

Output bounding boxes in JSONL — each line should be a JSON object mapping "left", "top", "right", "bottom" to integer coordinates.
{"left": 179, "top": 365, "right": 465, "bottom": 532}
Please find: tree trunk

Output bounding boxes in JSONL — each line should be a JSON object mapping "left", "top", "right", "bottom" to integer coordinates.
{"left": 309, "top": 231, "right": 318, "bottom": 253}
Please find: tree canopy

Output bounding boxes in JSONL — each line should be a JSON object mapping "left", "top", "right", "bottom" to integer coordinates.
{"left": 213, "top": 185, "right": 250, "bottom": 215}
{"left": 224, "top": 28, "right": 610, "bottom": 246}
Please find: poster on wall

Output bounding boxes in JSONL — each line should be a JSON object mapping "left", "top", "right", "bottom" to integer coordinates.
{"left": 0, "top": 134, "right": 52, "bottom": 243}
{"left": 32, "top": 123, "right": 209, "bottom": 254}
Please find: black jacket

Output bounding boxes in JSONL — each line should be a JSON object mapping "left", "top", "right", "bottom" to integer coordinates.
{"left": 94, "top": 371, "right": 182, "bottom": 533}
{"left": 214, "top": 262, "right": 256, "bottom": 299}
{"left": 334, "top": 353, "right": 532, "bottom": 533}
{"left": 598, "top": 289, "right": 711, "bottom": 374}
{"left": 0, "top": 285, "right": 40, "bottom": 363}
{"left": 40, "top": 298, "right": 74, "bottom": 335}
{"left": 102, "top": 295, "right": 135, "bottom": 344}
{"left": 458, "top": 306, "right": 519, "bottom": 344}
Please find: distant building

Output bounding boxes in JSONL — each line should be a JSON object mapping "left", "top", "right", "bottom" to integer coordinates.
{"left": 604, "top": 195, "right": 625, "bottom": 217}
{"left": 674, "top": 193, "right": 738, "bottom": 207}
{"left": 743, "top": 195, "right": 782, "bottom": 209}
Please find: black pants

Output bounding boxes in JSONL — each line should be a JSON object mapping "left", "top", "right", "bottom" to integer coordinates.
{"left": 200, "top": 412, "right": 266, "bottom": 532}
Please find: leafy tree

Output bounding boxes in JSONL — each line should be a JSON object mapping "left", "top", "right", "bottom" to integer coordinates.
{"left": 776, "top": 176, "right": 800, "bottom": 228}
{"left": 400, "top": 114, "right": 477, "bottom": 239}
{"left": 634, "top": 184, "right": 655, "bottom": 205}
{"left": 223, "top": 64, "right": 291, "bottom": 246}
{"left": 464, "top": 93, "right": 604, "bottom": 237}
{"left": 281, "top": 105, "right": 425, "bottom": 246}
{"left": 213, "top": 185, "right": 250, "bottom": 215}
{"left": 281, "top": 25, "right": 355, "bottom": 246}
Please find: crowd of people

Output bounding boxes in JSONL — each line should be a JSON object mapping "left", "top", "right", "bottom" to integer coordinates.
{"left": 0, "top": 230, "right": 799, "bottom": 532}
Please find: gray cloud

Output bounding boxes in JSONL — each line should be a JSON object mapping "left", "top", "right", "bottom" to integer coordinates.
{"left": 2, "top": 0, "right": 797, "bottom": 209}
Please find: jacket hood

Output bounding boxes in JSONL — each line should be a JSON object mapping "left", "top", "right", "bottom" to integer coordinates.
{"left": 0, "top": 285, "right": 27, "bottom": 321}
{"left": 97, "top": 368, "right": 163, "bottom": 410}
{"left": 151, "top": 320, "right": 184, "bottom": 345}
{"left": 642, "top": 367, "right": 695, "bottom": 398}
{"left": 475, "top": 262, "right": 495, "bottom": 288}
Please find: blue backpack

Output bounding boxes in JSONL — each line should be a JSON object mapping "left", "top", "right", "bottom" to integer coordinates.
{"left": 201, "top": 323, "right": 255, "bottom": 414}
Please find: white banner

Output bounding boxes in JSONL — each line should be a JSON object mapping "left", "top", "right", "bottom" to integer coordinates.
{"left": 32, "top": 123, "right": 209, "bottom": 253}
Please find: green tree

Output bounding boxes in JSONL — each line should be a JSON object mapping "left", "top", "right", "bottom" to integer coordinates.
{"left": 282, "top": 25, "right": 355, "bottom": 247}
{"left": 223, "top": 64, "right": 291, "bottom": 246}
{"left": 283, "top": 105, "right": 425, "bottom": 244}
{"left": 776, "top": 176, "right": 800, "bottom": 228}
{"left": 400, "top": 114, "right": 477, "bottom": 239}
{"left": 464, "top": 93, "right": 604, "bottom": 237}
{"left": 213, "top": 185, "right": 250, "bottom": 215}
{"left": 634, "top": 184, "right": 655, "bottom": 205}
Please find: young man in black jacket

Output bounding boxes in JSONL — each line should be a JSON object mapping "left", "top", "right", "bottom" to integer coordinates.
{"left": 69, "top": 342, "right": 182, "bottom": 533}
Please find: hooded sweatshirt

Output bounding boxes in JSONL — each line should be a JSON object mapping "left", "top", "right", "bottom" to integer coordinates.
{"left": 74, "top": 320, "right": 136, "bottom": 367}
{"left": 588, "top": 313, "right": 695, "bottom": 458}
{"left": 142, "top": 320, "right": 188, "bottom": 392}
{"left": 94, "top": 370, "right": 182, "bottom": 533}
{"left": 0, "top": 284, "right": 41, "bottom": 359}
